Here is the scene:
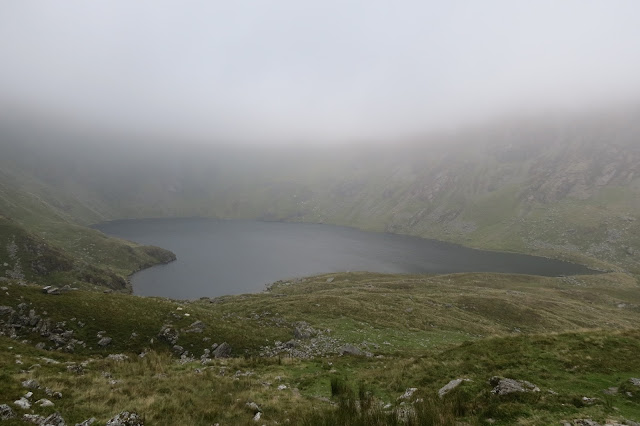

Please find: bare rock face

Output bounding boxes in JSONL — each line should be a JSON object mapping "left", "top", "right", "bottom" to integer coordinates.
{"left": 489, "top": 376, "right": 540, "bottom": 395}
{"left": 105, "top": 411, "right": 144, "bottom": 426}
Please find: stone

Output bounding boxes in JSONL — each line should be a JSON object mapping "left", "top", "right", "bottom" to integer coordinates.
{"left": 339, "top": 344, "right": 363, "bottom": 356}
{"left": 158, "top": 325, "right": 179, "bottom": 345}
{"left": 172, "top": 345, "right": 184, "bottom": 355}
{"left": 14, "top": 397, "right": 31, "bottom": 410}
{"left": 603, "top": 387, "right": 618, "bottom": 395}
{"left": 98, "top": 337, "right": 112, "bottom": 347}
{"left": 253, "top": 412, "right": 261, "bottom": 422}
{"left": 397, "top": 388, "right": 418, "bottom": 400}
{"left": 46, "top": 287, "right": 61, "bottom": 295}
{"left": 186, "top": 320, "right": 205, "bottom": 333}
{"left": 573, "top": 420, "right": 602, "bottom": 426}
{"left": 75, "top": 418, "right": 96, "bottom": 426}
{"left": 105, "top": 411, "right": 144, "bottom": 425}
{"left": 36, "top": 398, "right": 55, "bottom": 407}
{"left": 438, "top": 378, "right": 470, "bottom": 398}
{"left": 0, "top": 404, "right": 16, "bottom": 420}
{"left": 66, "top": 364, "right": 84, "bottom": 374}
{"left": 0, "top": 305, "right": 15, "bottom": 315}
{"left": 42, "top": 412, "right": 66, "bottom": 425}
{"left": 246, "top": 401, "right": 261, "bottom": 413}
{"left": 326, "top": 277, "right": 335, "bottom": 283}
{"left": 489, "top": 376, "right": 540, "bottom": 395}
{"left": 213, "top": 342, "right": 231, "bottom": 358}
{"left": 22, "top": 378, "right": 40, "bottom": 389}
{"left": 23, "top": 414, "right": 46, "bottom": 424}
{"left": 293, "top": 322, "right": 317, "bottom": 339}
{"left": 107, "top": 354, "right": 129, "bottom": 361}
{"left": 630, "top": 378, "right": 640, "bottom": 387}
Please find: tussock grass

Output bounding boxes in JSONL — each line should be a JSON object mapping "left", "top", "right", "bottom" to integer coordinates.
{"left": 1, "top": 272, "right": 640, "bottom": 424}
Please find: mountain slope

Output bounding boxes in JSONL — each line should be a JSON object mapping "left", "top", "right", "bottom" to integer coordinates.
{"left": 2, "top": 105, "right": 639, "bottom": 273}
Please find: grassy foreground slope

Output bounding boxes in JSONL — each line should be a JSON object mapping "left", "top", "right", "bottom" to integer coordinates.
{"left": 1, "top": 272, "right": 639, "bottom": 424}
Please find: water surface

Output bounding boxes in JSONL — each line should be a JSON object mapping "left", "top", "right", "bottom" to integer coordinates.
{"left": 96, "top": 218, "right": 593, "bottom": 299}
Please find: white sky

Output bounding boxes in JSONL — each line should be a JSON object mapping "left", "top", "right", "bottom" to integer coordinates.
{"left": 1, "top": 1, "right": 640, "bottom": 144}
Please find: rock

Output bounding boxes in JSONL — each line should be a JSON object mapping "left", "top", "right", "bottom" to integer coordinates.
{"left": 185, "top": 320, "right": 205, "bottom": 333}
{"left": 326, "top": 277, "right": 335, "bottom": 283}
{"left": 630, "top": 378, "right": 640, "bottom": 386}
{"left": 36, "top": 398, "right": 55, "bottom": 407}
{"left": 66, "top": 364, "right": 84, "bottom": 374}
{"left": 35, "top": 342, "right": 46, "bottom": 350}
{"left": 75, "top": 418, "right": 96, "bottom": 426}
{"left": 158, "top": 325, "right": 179, "bottom": 345}
{"left": 603, "top": 387, "right": 618, "bottom": 395}
{"left": 0, "top": 305, "right": 15, "bottom": 315}
{"left": 22, "top": 378, "right": 40, "bottom": 389}
{"left": 246, "top": 401, "right": 261, "bottom": 413}
{"left": 573, "top": 420, "right": 602, "bottom": 426}
{"left": 98, "top": 337, "right": 112, "bottom": 347}
{"left": 252, "top": 412, "right": 261, "bottom": 422}
{"left": 23, "top": 414, "right": 46, "bottom": 424}
{"left": 489, "top": 376, "right": 540, "bottom": 395}
{"left": 293, "top": 322, "right": 317, "bottom": 339}
{"left": 42, "top": 286, "right": 52, "bottom": 293}
{"left": 438, "top": 378, "right": 470, "bottom": 398}
{"left": 42, "top": 412, "right": 66, "bottom": 425}
{"left": 213, "top": 342, "right": 231, "bottom": 358}
{"left": 107, "top": 354, "right": 129, "bottom": 361}
{"left": 105, "top": 411, "right": 144, "bottom": 425}
{"left": 339, "top": 344, "right": 363, "bottom": 356}
{"left": 172, "top": 345, "right": 184, "bottom": 355}
{"left": 14, "top": 397, "right": 31, "bottom": 410}
{"left": 397, "top": 388, "right": 418, "bottom": 400}
{"left": 46, "top": 287, "right": 61, "bottom": 295}
{"left": 0, "top": 404, "right": 16, "bottom": 420}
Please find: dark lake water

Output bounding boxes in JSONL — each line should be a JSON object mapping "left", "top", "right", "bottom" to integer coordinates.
{"left": 95, "top": 218, "right": 593, "bottom": 299}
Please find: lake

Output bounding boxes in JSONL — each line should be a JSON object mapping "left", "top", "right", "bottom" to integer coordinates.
{"left": 95, "top": 218, "right": 593, "bottom": 299}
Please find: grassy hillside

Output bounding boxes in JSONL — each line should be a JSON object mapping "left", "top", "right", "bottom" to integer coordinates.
{"left": 1, "top": 272, "right": 639, "bottom": 424}
{"left": 0, "top": 215, "right": 175, "bottom": 291}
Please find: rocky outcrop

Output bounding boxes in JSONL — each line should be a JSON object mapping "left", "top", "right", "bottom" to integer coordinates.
{"left": 293, "top": 321, "right": 317, "bottom": 339}
{"left": 489, "top": 376, "right": 540, "bottom": 395}
{"left": 105, "top": 411, "right": 144, "bottom": 426}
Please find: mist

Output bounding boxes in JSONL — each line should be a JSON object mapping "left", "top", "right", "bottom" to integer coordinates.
{"left": 1, "top": 1, "right": 640, "bottom": 146}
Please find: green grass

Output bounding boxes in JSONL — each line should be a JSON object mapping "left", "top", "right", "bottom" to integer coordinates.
{"left": 1, "top": 272, "right": 640, "bottom": 424}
